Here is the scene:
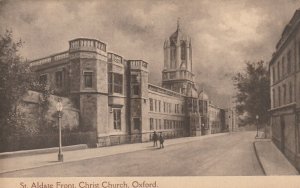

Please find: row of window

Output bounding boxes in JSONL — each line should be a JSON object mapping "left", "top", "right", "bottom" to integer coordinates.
{"left": 149, "top": 118, "right": 184, "bottom": 130}
{"left": 272, "top": 42, "right": 300, "bottom": 83}
{"left": 149, "top": 98, "right": 184, "bottom": 114}
{"left": 272, "top": 82, "right": 294, "bottom": 108}
{"left": 113, "top": 108, "right": 142, "bottom": 131}
{"left": 40, "top": 71, "right": 142, "bottom": 96}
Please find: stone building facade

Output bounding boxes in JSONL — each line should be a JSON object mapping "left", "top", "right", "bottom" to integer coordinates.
{"left": 29, "top": 22, "right": 230, "bottom": 146}
{"left": 269, "top": 9, "right": 300, "bottom": 170}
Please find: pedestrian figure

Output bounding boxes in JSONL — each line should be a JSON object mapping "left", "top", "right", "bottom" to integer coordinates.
{"left": 159, "top": 133, "right": 164, "bottom": 148}
{"left": 153, "top": 131, "right": 158, "bottom": 147}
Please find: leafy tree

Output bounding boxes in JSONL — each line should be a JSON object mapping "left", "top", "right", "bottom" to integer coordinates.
{"left": 0, "top": 30, "right": 35, "bottom": 137}
{"left": 232, "top": 61, "right": 270, "bottom": 125}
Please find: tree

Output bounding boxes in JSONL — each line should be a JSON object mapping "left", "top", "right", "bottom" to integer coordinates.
{"left": 0, "top": 30, "right": 34, "bottom": 137}
{"left": 232, "top": 61, "right": 270, "bottom": 125}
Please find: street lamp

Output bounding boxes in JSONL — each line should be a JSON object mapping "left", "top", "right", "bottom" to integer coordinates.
{"left": 256, "top": 115, "right": 259, "bottom": 138}
{"left": 56, "top": 98, "right": 63, "bottom": 162}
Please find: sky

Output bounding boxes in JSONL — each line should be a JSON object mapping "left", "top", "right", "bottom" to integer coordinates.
{"left": 0, "top": 0, "right": 299, "bottom": 107}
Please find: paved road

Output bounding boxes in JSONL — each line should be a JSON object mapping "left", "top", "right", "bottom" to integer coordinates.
{"left": 0, "top": 131, "right": 264, "bottom": 176}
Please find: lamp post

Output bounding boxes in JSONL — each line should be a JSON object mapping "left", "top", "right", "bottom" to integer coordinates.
{"left": 56, "top": 98, "right": 63, "bottom": 162}
{"left": 256, "top": 115, "right": 259, "bottom": 138}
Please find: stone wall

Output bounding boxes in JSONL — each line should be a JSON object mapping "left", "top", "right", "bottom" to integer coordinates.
{"left": 19, "top": 90, "right": 79, "bottom": 133}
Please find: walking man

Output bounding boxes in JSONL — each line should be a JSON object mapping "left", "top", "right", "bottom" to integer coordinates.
{"left": 153, "top": 131, "right": 158, "bottom": 147}
{"left": 159, "top": 132, "right": 164, "bottom": 148}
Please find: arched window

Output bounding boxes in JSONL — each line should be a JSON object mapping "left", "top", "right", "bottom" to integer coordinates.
{"left": 170, "top": 40, "right": 176, "bottom": 68}
{"left": 181, "top": 41, "right": 186, "bottom": 60}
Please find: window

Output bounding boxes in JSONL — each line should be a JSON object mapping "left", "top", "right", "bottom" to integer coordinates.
{"left": 282, "top": 56, "right": 285, "bottom": 76}
{"left": 289, "top": 82, "right": 293, "bottom": 103}
{"left": 170, "top": 42, "right": 176, "bottom": 68}
{"left": 278, "top": 86, "right": 281, "bottom": 106}
{"left": 272, "top": 67, "right": 275, "bottom": 82}
{"left": 84, "top": 72, "right": 93, "bottom": 88}
{"left": 149, "top": 98, "right": 153, "bottom": 111}
{"left": 181, "top": 41, "right": 186, "bottom": 60}
{"left": 113, "top": 73, "right": 123, "bottom": 94}
{"left": 164, "top": 120, "right": 166, "bottom": 129}
{"left": 283, "top": 84, "right": 286, "bottom": 105}
{"left": 108, "top": 73, "right": 123, "bottom": 94}
{"left": 158, "top": 101, "right": 161, "bottom": 112}
{"left": 272, "top": 89, "right": 276, "bottom": 108}
{"left": 287, "top": 51, "right": 291, "bottom": 74}
{"left": 39, "top": 74, "right": 48, "bottom": 85}
{"left": 113, "top": 109, "right": 121, "bottom": 130}
{"left": 170, "top": 72, "right": 176, "bottom": 79}
{"left": 298, "top": 42, "right": 300, "bottom": 68}
{"left": 132, "top": 85, "right": 140, "bottom": 95}
{"left": 154, "top": 100, "right": 157, "bottom": 112}
{"left": 277, "top": 61, "right": 280, "bottom": 80}
{"left": 133, "top": 118, "right": 140, "bottom": 130}
{"left": 131, "top": 75, "right": 140, "bottom": 95}
{"left": 159, "top": 119, "right": 161, "bottom": 129}
{"left": 131, "top": 75, "right": 139, "bottom": 83}
{"left": 108, "top": 73, "right": 113, "bottom": 94}
{"left": 55, "top": 71, "right": 63, "bottom": 88}
{"left": 150, "top": 118, "right": 154, "bottom": 130}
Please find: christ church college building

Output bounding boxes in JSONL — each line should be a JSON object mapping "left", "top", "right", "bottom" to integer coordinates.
{"left": 29, "top": 21, "right": 234, "bottom": 146}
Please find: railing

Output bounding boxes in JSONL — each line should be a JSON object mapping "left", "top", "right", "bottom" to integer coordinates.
{"left": 148, "top": 84, "right": 184, "bottom": 98}
{"left": 30, "top": 51, "right": 69, "bottom": 67}
{"left": 130, "top": 60, "right": 148, "bottom": 69}
{"left": 69, "top": 38, "right": 106, "bottom": 52}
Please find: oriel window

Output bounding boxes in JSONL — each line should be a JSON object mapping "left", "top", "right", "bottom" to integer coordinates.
{"left": 108, "top": 73, "right": 123, "bottom": 94}
{"left": 113, "top": 73, "right": 123, "bottom": 94}
{"left": 131, "top": 74, "right": 140, "bottom": 96}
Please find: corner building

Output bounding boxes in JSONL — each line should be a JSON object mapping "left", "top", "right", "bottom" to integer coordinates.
{"left": 30, "top": 22, "right": 228, "bottom": 146}
{"left": 269, "top": 9, "right": 300, "bottom": 170}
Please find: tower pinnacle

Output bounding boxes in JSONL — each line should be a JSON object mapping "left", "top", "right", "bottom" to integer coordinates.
{"left": 177, "top": 17, "right": 181, "bottom": 31}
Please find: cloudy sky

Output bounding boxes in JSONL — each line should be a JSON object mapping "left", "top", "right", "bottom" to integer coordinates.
{"left": 0, "top": 0, "right": 299, "bottom": 107}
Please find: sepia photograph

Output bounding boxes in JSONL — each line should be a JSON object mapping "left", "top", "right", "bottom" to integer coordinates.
{"left": 0, "top": 0, "right": 300, "bottom": 187}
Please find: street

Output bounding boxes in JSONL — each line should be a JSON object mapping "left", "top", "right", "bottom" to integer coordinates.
{"left": 0, "top": 131, "right": 264, "bottom": 176}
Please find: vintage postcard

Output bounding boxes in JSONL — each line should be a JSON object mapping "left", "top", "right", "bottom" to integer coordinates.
{"left": 0, "top": 0, "right": 300, "bottom": 187}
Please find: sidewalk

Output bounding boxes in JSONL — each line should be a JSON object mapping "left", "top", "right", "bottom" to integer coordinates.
{"left": 0, "top": 132, "right": 228, "bottom": 174}
{"left": 254, "top": 140, "right": 299, "bottom": 175}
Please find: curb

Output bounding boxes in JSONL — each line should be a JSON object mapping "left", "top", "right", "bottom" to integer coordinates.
{"left": 0, "top": 133, "right": 229, "bottom": 175}
{"left": 0, "top": 144, "right": 88, "bottom": 159}
{"left": 253, "top": 141, "right": 266, "bottom": 175}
